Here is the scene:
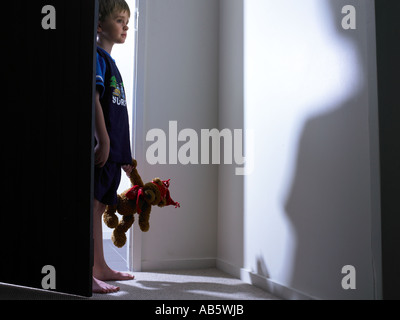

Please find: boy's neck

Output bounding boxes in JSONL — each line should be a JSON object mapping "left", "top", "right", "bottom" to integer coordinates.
{"left": 97, "top": 38, "right": 114, "bottom": 55}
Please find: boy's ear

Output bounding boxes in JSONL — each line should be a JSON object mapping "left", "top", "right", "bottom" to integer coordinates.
{"left": 97, "top": 22, "right": 103, "bottom": 33}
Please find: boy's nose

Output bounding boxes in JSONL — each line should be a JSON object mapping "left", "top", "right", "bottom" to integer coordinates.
{"left": 124, "top": 25, "right": 129, "bottom": 31}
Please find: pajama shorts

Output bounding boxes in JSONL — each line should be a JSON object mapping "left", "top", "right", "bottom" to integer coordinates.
{"left": 94, "top": 161, "right": 122, "bottom": 206}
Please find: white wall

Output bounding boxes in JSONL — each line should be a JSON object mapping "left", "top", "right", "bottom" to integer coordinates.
{"left": 135, "top": 0, "right": 382, "bottom": 300}
{"left": 134, "top": 0, "right": 220, "bottom": 270}
{"left": 237, "top": 0, "right": 381, "bottom": 299}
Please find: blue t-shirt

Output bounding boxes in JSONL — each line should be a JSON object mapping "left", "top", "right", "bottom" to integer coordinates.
{"left": 96, "top": 47, "right": 132, "bottom": 165}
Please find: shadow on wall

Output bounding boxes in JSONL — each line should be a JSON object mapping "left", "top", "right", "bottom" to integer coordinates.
{"left": 284, "top": 0, "right": 376, "bottom": 299}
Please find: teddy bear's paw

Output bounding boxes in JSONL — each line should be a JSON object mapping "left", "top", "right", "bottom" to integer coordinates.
{"left": 112, "top": 230, "right": 127, "bottom": 248}
{"left": 104, "top": 214, "right": 119, "bottom": 229}
{"left": 139, "top": 221, "right": 150, "bottom": 232}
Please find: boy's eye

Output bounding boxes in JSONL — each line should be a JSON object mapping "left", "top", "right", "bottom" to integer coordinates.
{"left": 115, "top": 17, "right": 129, "bottom": 25}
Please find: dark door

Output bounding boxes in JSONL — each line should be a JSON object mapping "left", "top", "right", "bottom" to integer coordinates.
{"left": 375, "top": 0, "right": 400, "bottom": 300}
{"left": 0, "top": 0, "right": 98, "bottom": 297}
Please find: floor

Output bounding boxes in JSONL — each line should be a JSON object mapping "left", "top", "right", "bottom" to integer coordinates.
{"left": 98, "top": 239, "right": 280, "bottom": 300}
{"left": 92, "top": 268, "right": 280, "bottom": 300}
{"left": 0, "top": 239, "right": 281, "bottom": 300}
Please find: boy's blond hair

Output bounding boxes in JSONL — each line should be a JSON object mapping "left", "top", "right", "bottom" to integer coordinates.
{"left": 99, "top": 0, "right": 131, "bottom": 22}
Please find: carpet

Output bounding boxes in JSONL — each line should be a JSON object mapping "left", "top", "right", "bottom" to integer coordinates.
{"left": 0, "top": 268, "right": 280, "bottom": 300}
{"left": 93, "top": 268, "right": 280, "bottom": 300}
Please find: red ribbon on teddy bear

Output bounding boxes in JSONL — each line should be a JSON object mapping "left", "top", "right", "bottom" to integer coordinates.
{"left": 125, "top": 179, "right": 180, "bottom": 214}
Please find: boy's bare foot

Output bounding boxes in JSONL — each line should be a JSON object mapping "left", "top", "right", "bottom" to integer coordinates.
{"left": 94, "top": 265, "right": 135, "bottom": 281}
{"left": 92, "top": 277, "right": 120, "bottom": 294}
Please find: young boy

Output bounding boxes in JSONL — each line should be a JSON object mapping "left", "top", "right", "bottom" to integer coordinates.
{"left": 93, "top": 0, "right": 134, "bottom": 294}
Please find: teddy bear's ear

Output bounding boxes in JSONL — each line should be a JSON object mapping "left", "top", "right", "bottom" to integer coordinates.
{"left": 157, "top": 198, "right": 167, "bottom": 208}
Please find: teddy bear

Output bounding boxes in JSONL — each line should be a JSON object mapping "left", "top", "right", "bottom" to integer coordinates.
{"left": 103, "top": 159, "right": 180, "bottom": 248}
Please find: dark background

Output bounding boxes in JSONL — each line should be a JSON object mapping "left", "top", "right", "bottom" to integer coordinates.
{"left": 1, "top": 0, "right": 97, "bottom": 297}
{"left": 375, "top": 0, "right": 400, "bottom": 300}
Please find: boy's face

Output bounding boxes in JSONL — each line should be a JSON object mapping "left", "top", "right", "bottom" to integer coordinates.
{"left": 98, "top": 10, "right": 130, "bottom": 45}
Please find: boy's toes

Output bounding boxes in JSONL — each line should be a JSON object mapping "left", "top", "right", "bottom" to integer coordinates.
{"left": 93, "top": 277, "right": 120, "bottom": 294}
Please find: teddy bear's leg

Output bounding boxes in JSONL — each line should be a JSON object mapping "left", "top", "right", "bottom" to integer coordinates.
{"left": 111, "top": 215, "right": 134, "bottom": 248}
{"left": 103, "top": 204, "right": 119, "bottom": 229}
{"left": 111, "top": 228, "right": 126, "bottom": 248}
{"left": 138, "top": 204, "right": 151, "bottom": 232}
{"left": 120, "top": 214, "right": 135, "bottom": 233}
{"left": 130, "top": 159, "right": 144, "bottom": 187}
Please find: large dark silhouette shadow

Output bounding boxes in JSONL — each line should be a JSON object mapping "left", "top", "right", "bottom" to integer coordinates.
{"left": 284, "top": 0, "right": 378, "bottom": 299}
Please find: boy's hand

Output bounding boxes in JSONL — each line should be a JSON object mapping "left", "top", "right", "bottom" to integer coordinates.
{"left": 94, "top": 139, "right": 110, "bottom": 168}
{"left": 122, "top": 164, "right": 133, "bottom": 177}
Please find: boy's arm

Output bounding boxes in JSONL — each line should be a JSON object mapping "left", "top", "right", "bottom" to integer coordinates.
{"left": 122, "top": 164, "right": 133, "bottom": 177}
{"left": 94, "top": 91, "right": 110, "bottom": 167}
